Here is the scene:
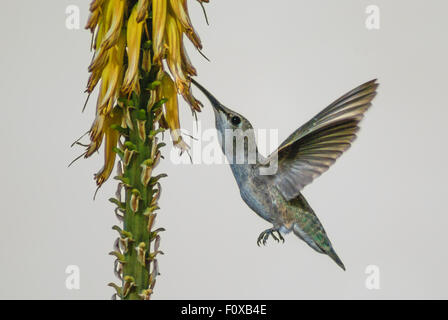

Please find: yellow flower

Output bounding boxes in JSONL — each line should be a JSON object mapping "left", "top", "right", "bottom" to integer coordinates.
{"left": 165, "top": 13, "right": 187, "bottom": 92}
{"left": 136, "top": 0, "right": 149, "bottom": 22}
{"left": 98, "top": 32, "right": 126, "bottom": 115}
{"left": 101, "top": 0, "right": 127, "bottom": 50}
{"left": 159, "top": 71, "right": 190, "bottom": 151}
{"left": 169, "top": 0, "right": 202, "bottom": 49}
{"left": 152, "top": 0, "right": 167, "bottom": 64}
{"left": 95, "top": 107, "right": 123, "bottom": 186}
{"left": 122, "top": 5, "right": 146, "bottom": 95}
{"left": 83, "top": 0, "right": 210, "bottom": 186}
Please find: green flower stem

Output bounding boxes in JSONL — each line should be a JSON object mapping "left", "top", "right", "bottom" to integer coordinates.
{"left": 122, "top": 106, "right": 155, "bottom": 300}
{"left": 108, "top": 12, "right": 166, "bottom": 299}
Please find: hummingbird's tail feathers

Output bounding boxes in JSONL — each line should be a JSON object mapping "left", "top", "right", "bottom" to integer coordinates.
{"left": 327, "top": 248, "right": 346, "bottom": 271}
{"left": 292, "top": 222, "right": 345, "bottom": 271}
{"left": 292, "top": 223, "right": 324, "bottom": 254}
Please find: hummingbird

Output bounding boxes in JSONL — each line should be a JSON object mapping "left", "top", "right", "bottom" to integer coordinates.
{"left": 191, "top": 78, "right": 378, "bottom": 270}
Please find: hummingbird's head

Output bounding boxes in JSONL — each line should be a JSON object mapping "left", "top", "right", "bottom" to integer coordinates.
{"left": 212, "top": 103, "right": 253, "bottom": 136}
{"left": 191, "top": 79, "right": 258, "bottom": 166}
{"left": 190, "top": 79, "right": 253, "bottom": 134}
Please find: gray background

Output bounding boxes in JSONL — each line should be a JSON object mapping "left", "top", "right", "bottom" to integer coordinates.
{"left": 1, "top": 0, "right": 447, "bottom": 299}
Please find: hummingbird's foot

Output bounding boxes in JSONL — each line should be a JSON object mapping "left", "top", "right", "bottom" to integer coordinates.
{"left": 257, "top": 228, "right": 285, "bottom": 246}
{"left": 276, "top": 231, "right": 285, "bottom": 243}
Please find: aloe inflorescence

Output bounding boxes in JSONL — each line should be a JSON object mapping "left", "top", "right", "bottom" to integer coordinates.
{"left": 78, "top": 0, "right": 210, "bottom": 300}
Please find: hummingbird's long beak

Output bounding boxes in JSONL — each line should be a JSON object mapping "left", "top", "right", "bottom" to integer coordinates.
{"left": 190, "top": 78, "right": 227, "bottom": 114}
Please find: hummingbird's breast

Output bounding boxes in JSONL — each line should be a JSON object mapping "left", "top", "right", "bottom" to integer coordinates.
{"left": 238, "top": 173, "right": 299, "bottom": 229}
{"left": 239, "top": 181, "right": 274, "bottom": 223}
{"left": 230, "top": 163, "right": 287, "bottom": 225}
{"left": 237, "top": 171, "right": 289, "bottom": 225}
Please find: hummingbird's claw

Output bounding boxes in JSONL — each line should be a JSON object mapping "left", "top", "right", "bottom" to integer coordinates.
{"left": 276, "top": 231, "right": 285, "bottom": 243}
{"left": 257, "top": 228, "right": 285, "bottom": 246}
{"left": 257, "top": 232, "right": 264, "bottom": 246}
{"left": 262, "top": 232, "right": 269, "bottom": 246}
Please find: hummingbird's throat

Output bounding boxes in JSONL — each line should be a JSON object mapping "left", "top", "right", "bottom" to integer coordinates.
{"left": 218, "top": 129, "right": 259, "bottom": 165}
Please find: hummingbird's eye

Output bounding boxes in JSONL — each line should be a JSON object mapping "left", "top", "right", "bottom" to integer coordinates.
{"left": 231, "top": 115, "right": 241, "bottom": 126}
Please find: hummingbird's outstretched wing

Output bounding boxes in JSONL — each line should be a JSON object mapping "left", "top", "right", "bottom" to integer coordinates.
{"left": 260, "top": 79, "right": 378, "bottom": 201}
